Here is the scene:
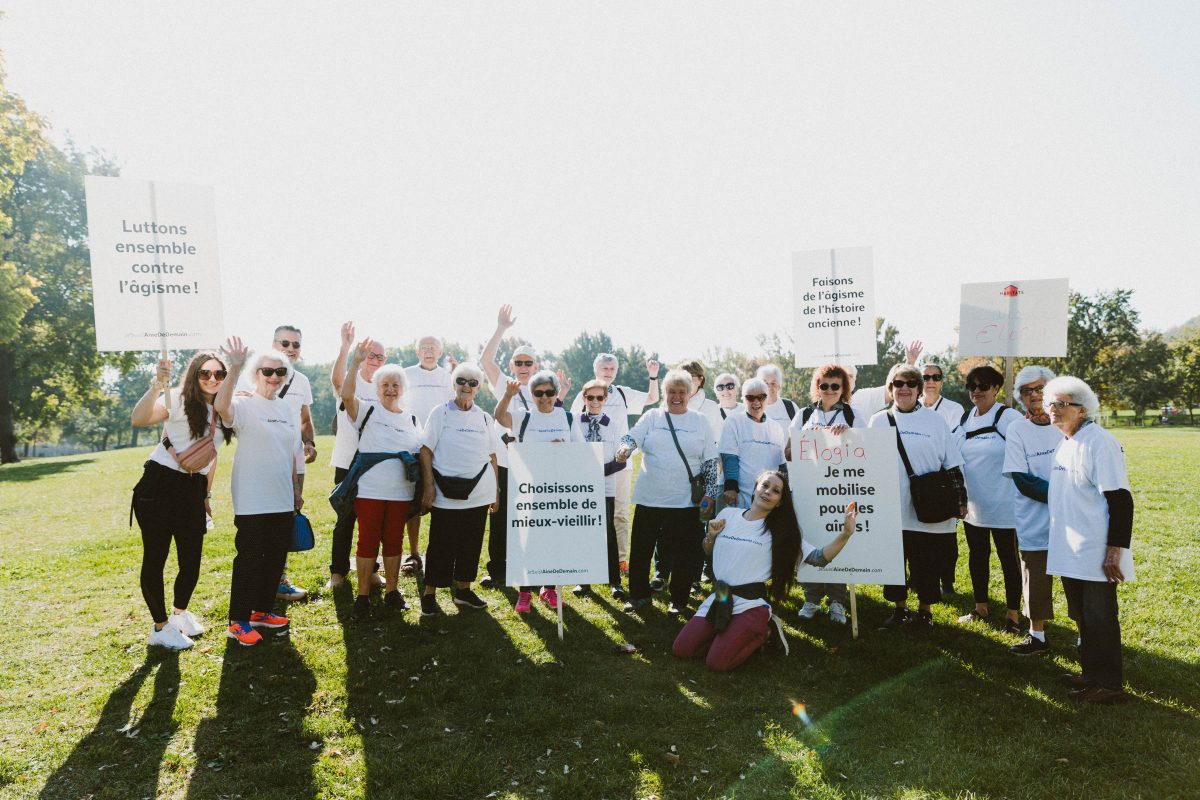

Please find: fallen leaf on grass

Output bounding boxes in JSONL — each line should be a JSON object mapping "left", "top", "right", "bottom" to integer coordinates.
{"left": 665, "top": 752, "right": 680, "bottom": 766}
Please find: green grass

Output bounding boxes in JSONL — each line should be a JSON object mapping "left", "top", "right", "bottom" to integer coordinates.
{"left": 1, "top": 429, "right": 1198, "bottom": 799}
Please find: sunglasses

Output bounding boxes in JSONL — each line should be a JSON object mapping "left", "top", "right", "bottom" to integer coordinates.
{"left": 1019, "top": 385, "right": 1046, "bottom": 396}
{"left": 197, "top": 369, "right": 227, "bottom": 381}
{"left": 891, "top": 379, "right": 920, "bottom": 389}
{"left": 1047, "top": 400, "right": 1083, "bottom": 410}
{"left": 922, "top": 374, "right": 943, "bottom": 382}
{"left": 965, "top": 382, "right": 998, "bottom": 392}
{"left": 532, "top": 388, "right": 556, "bottom": 398}
{"left": 259, "top": 367, "right": 288, "bottom": 377}
{"left": 275, "top": 339, "right": 301, "bottom": 349}
{"left": 745, "top": 394, "right": 767, "bottom": 402}
{"left": 819, "top": 382, "right": 842, "bottom": 392}
{"left": 584, "top": 394, "right": 606, "bottom": 401}
{"left": 715, "top": 383, "right": 736, "bottom": 391}
{"left": 512, "top": 359, "right": 535, "bottom": 367}
{"left": 455, "top": 378, "right": 479, "bottom": 387}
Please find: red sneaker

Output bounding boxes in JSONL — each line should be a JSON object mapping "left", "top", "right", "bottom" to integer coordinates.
{"left": 249, "top": 611, "right": 289, "bottom": 629}
{"left": 226, "top": 621, "right": 263, "bottom": 646}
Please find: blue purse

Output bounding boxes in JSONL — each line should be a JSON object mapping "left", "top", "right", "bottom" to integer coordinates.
{"left": 291, "top": 512, "right": 315, "bottom": 552}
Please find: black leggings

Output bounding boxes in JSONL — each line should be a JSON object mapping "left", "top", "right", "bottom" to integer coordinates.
{"left": 425, "top": 505, "right": 488, "bottom": 588}
{"left": 963, "top": 522, "right": 1022, "bottom": 611}
{"left": 132, "top": 461, "right": 207, "bottom": 624}
{"left": 629, "top": 505, "right": 703, "bottom": 607}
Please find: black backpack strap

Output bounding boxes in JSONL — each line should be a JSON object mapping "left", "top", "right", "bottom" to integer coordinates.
{"left": 844, "top": 405, "right": 855, "bottom": 427}
{"left": 565, "top": 411, "right": 573, "bottom": 429}
{"left": 357, "top": 404, "right": 375, "bottom": 436}
{"left": 963, "top": 404, "right": 1008, "bottom": 440}
{"left": 783, "top": 398, "right": 796, "bottom": 420}
{"left": 887, "top": 412, "right": 917, "bottom": 478}
{"left": 801, "top": 405, "right": 815, "bottom": 426}
{"left": 278, "top": 373, "right": 293, "bottom": 399}
{"left": 518, "top": 412, "right": 531, "bottom": 443}
{"left": 616, "top": 387, "right": 627, "bottom": 407}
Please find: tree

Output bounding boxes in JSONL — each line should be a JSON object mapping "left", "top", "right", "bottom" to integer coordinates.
{"left": 1170, "top": 329, "right": 1200, "bottom": 424}
{"left": 1110, "top": 332, "right": 1176, "bottom": 424}
{"left": 550, "top": 330, "right": 660, "bottom": 408}
{"left": 756, "top": 317, "right": 907, "bottom": 403}
{"left": 1041, "top": 289, "right": 1141, "bottom": 412}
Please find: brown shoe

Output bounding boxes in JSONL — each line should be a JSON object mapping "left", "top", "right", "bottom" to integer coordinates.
{"left": 1059, "top": 673, "right": 1092, "bottom": 689}
{"left": 1083, "top": 686, "right": 1129, "bottom": 705}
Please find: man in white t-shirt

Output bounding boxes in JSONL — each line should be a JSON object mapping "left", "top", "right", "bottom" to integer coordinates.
{"left": 328, "top": 321, "right": 388, "bottom": 589}
{"left": 272, "top": 325, "right": 315, "bottom": 601}
{"left": 401, "top": 335, "right": 459, "bottom": 574}
{"left": 568, "top": 352, "right": 660, "bottom": 568}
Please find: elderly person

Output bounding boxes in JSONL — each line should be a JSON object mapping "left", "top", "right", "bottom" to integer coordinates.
{"left": 417, "top": 363, "right": 497, "bottom": 616}
{"left": 869, "top": 364, "right": 967, "bottom": 629}
{"left": 755, "top": 364, "right": 801, "bottom": 429}
{"left": 674, "top": 472, "right": 859, "bottom": 671}
{"left": 846, "top": 340, "right": 925, "bottom": 419}
{"left": 789, "top": 363, "right": 864, "bottom": 625}
{"left": 571, "top": 380, "right": 629, "bottom": 599}
{"left": 568, "top": 353, "right": 660, "bottom": 572}
{"left": 214, "top": 337, "right": 302, "bottom": 646}
{"left": 616, "top": 369, "right": 720, "bottom": 616}
{"left": 342, "top": 340, "right": 423, "bottom": 620}
{"left": 680, "top": 360, "right": 724, "bottom": 442}
{"left": 718, "top": 378, "right": 786, "bottom": 509}
{"left": 270, "top": 325, "right": 315, "bottom": 602}
{"left": 712, "top": 372, "right": 743, "bottom": 431}
{"left": 954, "top": 364, "right": 1022, "bottom": 634}
{"left": 1045, "top": 376, "right": 1134, "bottom": 704}
{"left": 495, "top": 369, "right": 584, "bottom": 613}
{"left": 1001, "top": 366, "right": 1063, "bottom": 655}
{"left": 129, "top": 351, "right": 231, "bottom": 650}
{"left": 920, "top": 361, "right": 965, "bottom": 429}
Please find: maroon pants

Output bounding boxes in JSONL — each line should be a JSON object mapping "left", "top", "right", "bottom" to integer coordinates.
{"left": 673, "top": 605, "right": 771, "bottom": 672}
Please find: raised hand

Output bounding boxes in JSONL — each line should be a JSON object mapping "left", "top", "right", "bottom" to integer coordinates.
{"left": 708, "top": 518, "right": 727, "bottom": 536}
{"left": 351, "top": 337, "right": 372, "bottom": 367}
{"left": 340, "top": 321, "right": 356, "bottom": 348}
{"left": 155, "top": 358, "right": 172, "bottom": 384}
{"left": 504, "top": 379, "right": 521, "bottom": 398}
{"left": 843, "top": 501, "right": 859, "bottom": 534}
{"left": 646, "top": 359, "right": 660, "bottom": 378}
{"left": 905, "top": 339, "right": 924, "bottom": 365}
{"left": 497, "top": 304, "right": 516, "bottom": 330}
{"left": 446, "top": 353, "right": 459, "bottom": 371}
{"left": 556, "top": 369, "right": 571, "bottom": 398}
{"left": 221, "top": 336, "right": 248, "bottom": 367}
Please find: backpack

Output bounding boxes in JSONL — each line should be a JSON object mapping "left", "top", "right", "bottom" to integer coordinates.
{"left": 782, "top": 398, "right": 797, "bottom": 420}
{"left": 518, "top": 410, "right": 574, "bottom": 442}
{"left": 959, "top": 404, "right": 1009, "bottom": 440}
{"left": 800, "top": 403, "right": 855, "bottom": 428}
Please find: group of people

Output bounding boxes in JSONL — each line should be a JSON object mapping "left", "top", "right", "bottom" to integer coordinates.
{"left": 128, "top": 306, "right": 1135, "bottom": 700}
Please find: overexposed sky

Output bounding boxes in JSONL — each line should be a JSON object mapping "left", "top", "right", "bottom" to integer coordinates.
{"left": 3, "top": 2, "right": 1198, "bottom": 366}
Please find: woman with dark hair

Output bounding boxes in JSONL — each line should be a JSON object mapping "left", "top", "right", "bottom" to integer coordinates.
{"left": 673, "top": 471, "right": 858, "bottom": 671}
{"left": 130, "top": 351, "right": 232, "bottom": 650}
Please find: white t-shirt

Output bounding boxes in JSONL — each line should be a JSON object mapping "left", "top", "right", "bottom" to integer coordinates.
{"left": 331, "top": 371, "right": 379, "bottom": 470}
{"left": 688, "top": 393, "right": 725, "bottom": 445}
{"left": 352, "top": 401, "right": 422, "bottom": 502}
{"left": 580, "top": 412, "right": 623, "bottom": 496}
{"left": 763, "top": 397, "right": 800, "bottom": 431}
{"left": 421, "top": 401, "right": 498, "bottom": 509}
{"left": 228, "top": 394, "right": 300, "bottom": 515}
{"left": 148, "top": 396, "right": 225, "bottom": 476}
{"left": 511, "top": 407, "right": 584, "bottom": 444}
{"left": 569, "top": 384, "right": 648, "bottom": 438}
{"left": 718, "top": 412, "right": 786, "bottom": 506}
{"left": 695, "top": 508, "right": 816, "bottom": 617}
{"left": 1047, "top": 423, "right": 1135, "bottom": 582}
{"left": 850, "top": 384, "right": 889, "bottom": 419}
{"left": 955, "top": 405, "right": 1017, "bottom": 528}
{"left": 627, "top": 409, "right": 718, "bottom": 508}
{"left": 868, "top": 405, "right": 964, "bottom": 534}
{"left": 788, "top": 401, "right": 867, "bottom": 439}
{"left": 922, "top": 395, "right": 966, "bottom": 430}
{"left": 404, "top": 364, "right": 455, "bottom": 427}
{"left": 1001, "top": 418, "right": 1063, "bottom": 551}
{"left": 488, "top": 375, "right": 535, "bottom": 470}
{"left": 278, "top": 369, "right": 313, "bottom": 416}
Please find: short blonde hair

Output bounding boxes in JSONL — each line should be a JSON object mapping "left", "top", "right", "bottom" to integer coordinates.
{"left": 883, "top": 364, "right": 922, "bottom": 405}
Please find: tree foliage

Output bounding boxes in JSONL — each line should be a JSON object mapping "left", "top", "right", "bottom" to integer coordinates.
{"left": 551, "top": 330, "right": 659, "bottom": 407}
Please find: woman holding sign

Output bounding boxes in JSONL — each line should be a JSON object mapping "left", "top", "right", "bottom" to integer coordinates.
{"left": 616, "top": 370, "right": 720, "bottom": 617}
{"left": 673, "top": 471, "right": 858, "bottom": 671}
{"left": 130, "top": 351, "right": 231, "bottom": 650}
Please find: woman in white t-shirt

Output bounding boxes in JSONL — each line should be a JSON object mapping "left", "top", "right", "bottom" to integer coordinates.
{"left": 342, "top": 340, "right": 424, "bottom": 620}
{"left": 673, "top": 471, "right": 859, "bottom": 671}
{"left": 719, "top": 378, "right": 786, "bottom": 509}
{"left": 215, "top": 337, "right": 303, "bottom": 647}
{"left": 680, "top": 360, "right": 724, "bottom": 444}
{"left": 129, "top": 351, "right": 232, "bottom": 650}
{"left": 616, "top": 370, "right": 720, "bottom": 616}
{"left": 713, "top": 372, "right": 744, "bottom": 432}
{"left": 417, "top": 363, "right": 498, "bottom": 617}
{"left": 953, "top": 364, "right": 1022, "bottom": 634}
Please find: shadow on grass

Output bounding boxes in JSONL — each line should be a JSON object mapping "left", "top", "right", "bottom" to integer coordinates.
{"left": 37, "top": 649, "right": 179, "bottom": 800}
{"left": 0, "top": 457, "right": 97, "bottom": 484}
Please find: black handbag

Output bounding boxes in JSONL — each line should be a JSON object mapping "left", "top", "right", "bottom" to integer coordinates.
{"left": 664, "top": 412, "right": 706, "bottom": 506}
{"left": 432, "top": 465, "right": 488, "bottom": 500}
{"left": 888, "top": 413, "right": 960, "bottom": 524}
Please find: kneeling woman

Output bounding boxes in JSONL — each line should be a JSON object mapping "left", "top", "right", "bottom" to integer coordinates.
{"left": 673, "top": 471, "right": 858, "bottom": 672}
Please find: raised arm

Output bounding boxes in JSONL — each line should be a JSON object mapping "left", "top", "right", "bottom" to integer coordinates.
{"left": 341, "top": 338, "right": 371, "bottom": 420}
{"left": 131, "top": 358, "right": 173, "bottom": 427}
{"left": 493, "top": 379, "right": 520, "bottom": 429}
{"left": 331, "top": 320, "right": 355, "bottom": 394}
{"left": 645, "top": 359, "right": 661, "bottom": 405}
{"left": 215, "top": 336, "right": 248, "bottom": 426}
{"left": 479, "top": 304, "right": 515, "bottom": 387}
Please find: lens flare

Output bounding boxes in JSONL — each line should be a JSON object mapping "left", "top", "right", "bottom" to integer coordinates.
{"left": 790, "top": 701, "right": 812, "bottom": 727}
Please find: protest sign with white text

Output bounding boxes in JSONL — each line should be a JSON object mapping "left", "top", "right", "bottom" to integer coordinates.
{"left": 792, "top": 247, "right": 877, "bottom": 367}
{"left": 958, "top": 278, "right": 1069, "bottom": 358}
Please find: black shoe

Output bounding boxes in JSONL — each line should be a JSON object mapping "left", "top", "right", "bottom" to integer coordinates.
{"left": 419, "top": 594, "right": 441, "bottom": 617}
{"left": 383, "top": 590, "right": 407, "bottom": 613}
{"left": 1010, "top": 634, "right": 1049, "bottom": 656}
{"left": 649, "top": 577, "right": 666, "bottom": 592}
{"left": 940, "top": 582, "right": 956, "bottom": 596}
{"left": 879, "top": 607, "right": 912, "bottom": 630}
{"left": 610, "top": 584, "right": 627, "bottom": 600}
{"left": 1001, "top": 617, "right": 1023, "bottom": 635}
{"left": 453, "top": 588, "right": 487, "bottom": 609}
{"left": 478, "top": 575, "right": 495, "bottom": 590}
{"left": 352, "top": 595, "right": 371, "bottom": 620}
{"left": 572, "top": 584, "right": 593, "bottom": 598}
{"left": 906, "top": 609, "right": 934, "bottom": 630}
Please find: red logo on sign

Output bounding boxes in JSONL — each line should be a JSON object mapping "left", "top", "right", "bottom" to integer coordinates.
{"left": 1001, "top": 284, "right": 1022, "bottom": 297}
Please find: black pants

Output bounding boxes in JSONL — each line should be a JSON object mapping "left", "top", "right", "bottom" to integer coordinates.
{"left": 1062, "top": 577, "right": 1123, "bottom": 689}
{"left": 629, "top": 505, "right": 703, "bottom": 607}
{"left": 486, "top": 466, "right": 508, "bottom": 584}
{"left": 884, "top": 531, "right": 947, "bottom": 607}
{"left": 581, "top": 497, "right": 621, "bottom": 588}
{"left": 229, "top": 512, "right": 292, "bottom": 621}
{"left": 963, "top": 522, "right": 1022, "bottom": 610}
{"left": 941, "top": 527, "right": 960, "bottom": 588}
{"left": 132, "top": 461, "right": 207, "bottom": 624}
{"left": 425, "top": 505, "right": 488, "bottom": 588}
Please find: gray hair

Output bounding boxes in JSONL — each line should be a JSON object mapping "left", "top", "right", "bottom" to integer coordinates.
{"left": 741, "top": 377, "right": 768, "bottom": 399}
{"left": 451, "top": 361, "right": 485, "bottom": 385}
{"left": 1043, "top": 376, "right": 1100, "bottom": 421}
{"left": 246, "top": 347, "right": 292, "bottom": 382}
{"left": 529, "top": 369, "right": 559, "bottom": 393}
{"left": 714, "top": 372, "right": 739, "bottom": 389}
{"left": 661, "top": 368, "right": 693, "bottom": 396}
{"left": 755, "top": 364, "right": 783, "bottom": 384}
{"left": 592, "top": 353, "right": 619, "bottom": 373}
{"left": 372, "top": 364, "right": 408, "bottom": 399}
{"left": 1014, "top": 365, "right": 1056, "bottom": 411}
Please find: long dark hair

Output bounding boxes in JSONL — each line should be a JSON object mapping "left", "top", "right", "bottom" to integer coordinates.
{"left": 758, "top": 469, "right": 802, "bottom": 602}
{"left": 179, "top": 351, "right": 233, "bottom": 444}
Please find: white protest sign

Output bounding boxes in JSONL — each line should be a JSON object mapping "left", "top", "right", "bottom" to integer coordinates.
{"left": 506, "top": 442, "right": 609, "bottom": 587}
{"left": 958, "top": 278, "right": 1069, "bottom": 358}
{"left": 793, "top": 247, "right": 877, "bottom": 367}
{"left": 790, "top": 427, "right": 904, "bottom": 585}
{"left": 84, "top": 176, "right": 223, "bottom": 351}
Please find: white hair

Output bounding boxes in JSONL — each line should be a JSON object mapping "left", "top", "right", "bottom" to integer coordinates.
{"left": 451, "top": 361, "right": 485, "bottom": 385}
{"left": 741, "top": 377, "right": 769, "bottom": 398}
{"left": 755, "top": 364, "right": 783, "bottom": 383}
{"left": 529, "top": 369, "right": 559, "bottom": 393}
{"left": 714, "top": 372, "right": 739, "bottom": 389}
{"left": 661, "top": 369, "right": 693, "bottom": 396}
{"left": 372, "top": 364, "right": 408, "bottom": 399}
{"left": 246, "top": 347, "right": 292, "bottom": 383}
{"left": 593, "top": 353, "right": 619, "bottom": 373}
{"left": 1043, "top": 376, "right": 1100, "bottom": 421}
{"left": 1014, "top": 365, "right": 1056, "bottom": 411}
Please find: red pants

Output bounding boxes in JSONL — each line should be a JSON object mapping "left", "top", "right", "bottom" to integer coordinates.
{"left": 673, "top": 605, "right": 770, "bottom": 672}
{"left": 354, "top": 498, "right": 411, "bottom": 559}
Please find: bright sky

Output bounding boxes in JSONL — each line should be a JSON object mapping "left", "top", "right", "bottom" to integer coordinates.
{"left": 3, "top": 2, "right": 1197, "bottom": 366}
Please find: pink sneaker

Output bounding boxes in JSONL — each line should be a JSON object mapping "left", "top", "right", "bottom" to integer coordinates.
{"left": 540, "top": 587, "right": 559, "bottom": 609}
{"left": 515, "top": 591, "right": 532, "bottom": 614}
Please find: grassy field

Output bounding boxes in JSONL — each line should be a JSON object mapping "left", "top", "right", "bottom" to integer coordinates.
{"left": 1, "top": 429, "right": 1198, "bottom": 800}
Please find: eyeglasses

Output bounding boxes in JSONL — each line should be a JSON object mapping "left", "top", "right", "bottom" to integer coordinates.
{"left": 1019, "top": 385, "right": 1046, "bottom": 396}
{"left": 512, "top": 359, "right": 534, "bottom": 367}
{"left": 965, "top": 382, "right": 997, "bottom": 392}
{"left": 366, "top": 352, "right": 386, "bottom": 362}
{"left": 275, "top": 339, "right": 301, "bottom": 349}
{"left": 891, "top": 379, "right": 920, "bottom": 389}
{"left": 531, "top": 388, "right": 556, "bottom": 398}
{"left": 922, "top": 374, "right": 943, "bottom": 382}
{"left": 197, "top": 369, "right": 227, "bottom": 381}
{"left": 745, "top": 394, "right": 767, "bottom": 402}
{"left": 584, "top": 394, "right": 606, "bottom": 401}
{"left": 455, "top": 378, "right": 479, "bottom": 387}
{"left": 715, "top": 383, "right": 736, "bottom": 391}
{"left": 259, "top": 367, "right": 288, "bottom": 377}
{"left": 819, "top": 382, "right": 842, "bottom": 392}
{"left": 1047, "top": 400, "right": 1083, "bottom": 410}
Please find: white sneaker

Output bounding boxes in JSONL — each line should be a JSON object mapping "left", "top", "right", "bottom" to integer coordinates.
{"left": 326, "top": 573, "right": 346, "bottom": 590}
{"left": 828, "top": 601, "right": 848, "bottom": 625}
{"left": 149, "top": 623, "right": 194, "bottom": 650}
{"left": 169, "top": 609, "right": 205, "bottom": 637}
{"left": 798, "top": 601, "right": 821, "bottom": 620}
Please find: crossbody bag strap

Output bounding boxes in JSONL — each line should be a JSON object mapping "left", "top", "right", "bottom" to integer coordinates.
{"left": 164, "top": 403, "right": 217, "bottom": 464}
{"left": 357, "top": 404, "right": 375, "bottom": 436}
{"left": 664, "top": 411, "right": 698, "bottom": 484}
{"left": 887, "top": 412, "right": 917, "bottom": 478}
{"left": 278, "top": 373, "right": 293, "bottom": 399}
{"left": 518, "top": 412, "right": 531, "bottom": 442}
